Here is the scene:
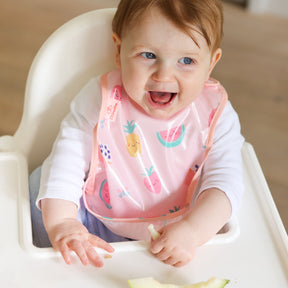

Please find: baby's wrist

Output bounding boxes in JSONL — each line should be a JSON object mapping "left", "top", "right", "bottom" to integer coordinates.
{"left": 180, "top": 218, "right": 202, "bottom": 247}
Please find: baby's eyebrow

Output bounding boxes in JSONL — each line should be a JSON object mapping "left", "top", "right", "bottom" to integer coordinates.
{"left": 131, "top": 45, "right": 154, "bottom": 52}
{"left": 181, "top": 50, "right": 199, "bottom": 55}
{"left": 178, "top": 50, "right": 200, "bottom": 58}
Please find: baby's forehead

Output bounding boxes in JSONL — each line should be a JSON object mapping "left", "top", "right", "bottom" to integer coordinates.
{"left": 123, "top": 8, "right": 212, "bottom": 52}
{"left": 122, "top": 6, "right": 216, "bottom": 52}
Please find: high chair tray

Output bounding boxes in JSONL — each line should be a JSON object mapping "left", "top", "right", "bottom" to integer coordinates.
{"left": 0, "top": 142, "right": 287, "bottom": 287}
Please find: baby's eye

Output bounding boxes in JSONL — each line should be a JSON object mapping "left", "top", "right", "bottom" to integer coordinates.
{"left": 141, "top": 52, "right": 156, "bottom": 59}
{"left": 179, "top": 57, "right": 194, "bottom": 65}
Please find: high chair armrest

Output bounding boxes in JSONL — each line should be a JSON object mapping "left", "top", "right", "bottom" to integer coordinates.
{"left": 0, "top": 135, "right": 16, "bottom": 152}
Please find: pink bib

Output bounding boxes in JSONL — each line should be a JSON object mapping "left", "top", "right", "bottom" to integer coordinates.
{"left": 83, "top": 70, "right": 227, "bottom": 240}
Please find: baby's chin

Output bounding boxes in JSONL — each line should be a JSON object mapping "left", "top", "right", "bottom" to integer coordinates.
{"left": 142, "top": 104, "right": 185, "bottom": 120}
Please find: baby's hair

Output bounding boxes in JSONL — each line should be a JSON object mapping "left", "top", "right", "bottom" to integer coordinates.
{"left": 112, "top": 0, "right": 223, "bottom": 53}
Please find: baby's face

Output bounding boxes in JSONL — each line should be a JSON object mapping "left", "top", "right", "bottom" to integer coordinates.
{"left": 113, "top": 7, "right": 221, "bottom": 119}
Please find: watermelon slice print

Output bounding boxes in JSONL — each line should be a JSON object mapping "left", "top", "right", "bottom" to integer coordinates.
{"left": 156, "top": 125, "right": 185, "bottom": 148}
{"left": 99, "top": 179, "right": 112, "bottom": 209}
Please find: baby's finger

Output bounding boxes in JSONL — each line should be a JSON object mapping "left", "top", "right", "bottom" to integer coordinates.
{"left": 83, "top": 241, "right": 104, "bottom": 267}
{"left": 150, "top": 239, "right": 165, "bottom": 254}
{"left": 163, "top": 256, "right": 179, "bottom": 266}
{"left": 58, "top": 241, "right": 72, "bottom": 265}
{"left": 173, "top": 260, "right": 188, "bottom": 268}
{"left": 154, "top": 246, "right": 171, "bottom": 261}
{"left": 89, "top": 234, "right": 115, "bottom": 253}
{"left": 68, "top": 239, "right": 89, "bottom": 266}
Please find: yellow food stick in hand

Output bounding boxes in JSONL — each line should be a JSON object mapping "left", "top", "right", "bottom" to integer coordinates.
{"left": 148, "top": 224, "right": 160, "bottom": 240}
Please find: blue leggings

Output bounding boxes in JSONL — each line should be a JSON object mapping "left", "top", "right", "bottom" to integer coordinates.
{"left": 29, "top": 167, "right": 132, "bottom": 247}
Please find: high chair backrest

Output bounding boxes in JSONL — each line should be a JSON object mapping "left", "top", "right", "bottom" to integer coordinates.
{"left": 14, "top": 8, "right": 117, "bottom": 172}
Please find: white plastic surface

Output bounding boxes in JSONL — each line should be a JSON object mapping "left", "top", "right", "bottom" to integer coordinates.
{"left": 8, "top": 9, "right": 117, "bottom": 172}
{"left": 0, "top": 143, "right": 287, "bottom": 287}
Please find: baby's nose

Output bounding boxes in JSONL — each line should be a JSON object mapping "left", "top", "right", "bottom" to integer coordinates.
{"left": 152, "top": 63, "right": 175, "bottom": 83}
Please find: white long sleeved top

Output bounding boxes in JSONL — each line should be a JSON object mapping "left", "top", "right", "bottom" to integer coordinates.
{"left": 37, "top": 76, "right": 245, "bottom": 215}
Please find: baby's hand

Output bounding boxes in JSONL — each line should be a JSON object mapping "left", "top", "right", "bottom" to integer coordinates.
{"left": 47, "top": 218, "right": 114, "bottom": 267}
{"left": 149, "top": 220, "right": 198, "bottom": 267}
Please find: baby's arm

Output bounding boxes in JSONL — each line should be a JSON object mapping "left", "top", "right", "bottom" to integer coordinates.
{"left": 150, "top": 187, "right": 231, "bottom": 267}
{"left": 41, "top": 198, "right": 114, "bottom": 267}
{"left": 150, "top": 102, "right": 244, "bottom": 267}
{"left": 36, "top": 77, "right": 110, "bottom": 266}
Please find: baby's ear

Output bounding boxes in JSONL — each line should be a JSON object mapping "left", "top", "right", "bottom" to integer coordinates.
{"left": 112, "top": 32, "right": 122, "bottom": 68}
{"left": 207, "top": 48, "right": 222, "bottom": 78}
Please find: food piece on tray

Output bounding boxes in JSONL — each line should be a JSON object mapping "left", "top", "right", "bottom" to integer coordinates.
{"left": 148, "top": 224, "right": 160, "bottom": 240}
{"left": 128, "top": 277, "right": 230, "bottom": 288}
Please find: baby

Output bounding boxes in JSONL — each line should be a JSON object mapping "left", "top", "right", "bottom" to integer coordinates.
{"left": 30, "top": 0, "right": 244, "bottom": 268}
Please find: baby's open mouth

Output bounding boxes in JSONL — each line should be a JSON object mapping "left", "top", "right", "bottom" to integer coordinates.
{"left": 149, "top": 91, "right": 177, "bottom": 105}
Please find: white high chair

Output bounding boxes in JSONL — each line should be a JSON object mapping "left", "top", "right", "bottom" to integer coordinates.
{"left": 0, "top": 9, "right": 287, "bottom": 287}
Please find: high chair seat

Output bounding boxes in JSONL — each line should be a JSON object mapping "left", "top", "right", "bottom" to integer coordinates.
{"left": 0, "top": 8, "right": 287, "bottom": 287}
{"left": 0, "top": 8, "right": 117, "bottom": 172}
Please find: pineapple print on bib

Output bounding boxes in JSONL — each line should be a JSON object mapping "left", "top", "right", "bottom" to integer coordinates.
{"left": 83, "top": 69, "right": 227, "bottom": 240}
{"left": 124, "top": 120, "right": 141, "bottom": 157}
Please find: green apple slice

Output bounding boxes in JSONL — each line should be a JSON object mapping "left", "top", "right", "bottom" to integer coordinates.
{"left": 128, "top": 277, "right": 230, "bottom": 288}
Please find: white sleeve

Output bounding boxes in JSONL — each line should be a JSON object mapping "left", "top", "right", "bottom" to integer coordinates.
{"left": 36, "top": 77, "right": 102, "bottom": 209}
{"left": 198, "top": 101, "right": 245, "bottom": 215}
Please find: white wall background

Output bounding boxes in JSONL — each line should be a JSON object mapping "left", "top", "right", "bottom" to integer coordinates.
{"left": 248, "top": 0, "right": 288, "bottom": 18}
